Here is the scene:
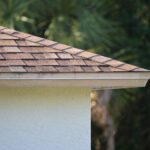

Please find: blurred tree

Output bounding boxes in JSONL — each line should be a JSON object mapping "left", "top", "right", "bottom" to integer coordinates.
{"left": 91, "top": 90, "right": 115, "bottom": 150}
{"left": 106, "top": 1, "right": 150, "bottom": 149}
{"left": 25, "top": 0, "right": 123, "bottom": 51}
{"left": 0, "top": 0, "right": 31, "bottom": 28}
{"left": 115, "top": 88, "right": 150, "bottom": 150}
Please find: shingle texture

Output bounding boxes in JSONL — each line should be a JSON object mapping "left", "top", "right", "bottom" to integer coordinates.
{"left": 0, "top": 26, "right": 149, "bottom": 73}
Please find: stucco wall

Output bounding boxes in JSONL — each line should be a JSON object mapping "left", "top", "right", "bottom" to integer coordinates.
{"left": 0, "top": 87, "right": 90, "bottom": 150}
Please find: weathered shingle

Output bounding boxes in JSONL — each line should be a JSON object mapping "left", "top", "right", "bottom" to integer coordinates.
{"left": 26, "top": 36, "right": 43, "bottom": 42}
{"left": 3, "top": 47, "right": 21, "bottom": 53}
{"left": 57, "top": 53, "right": 73, "bottom": 59}
{"left": 91, "top": 55, "right": 111, "bottom": 63}
{"left": 56, "top": 66, "right": 83, "bottom": 72}
{"left": 16, "top": 40, "right": 41, "bottom": 46}
{"left": 3, "top": 53, "right": 33, "bottom": 59}
{"left": 0, "top": 40, "right": 17, "bottom": 46}
{"left": 38, "top": 39, "right": 57, "bottom": 46}
{"left": 64, "top": 47, "right": 83, "bottom": 54}
{"left": 1, "top": 28, "right": 17, "bottom": 34}
{"left": 13, "top": 32, "right": 31, "bottom": 38}
{"left": 33, "top": 53, "right": 58, "bottom": 59}
{"left": 0, "top": 25, "right": 148, "bottom": 73}
{"left": 52, "top": 43, "right": 71, "bottom": 50}
{"left": 0, "top": 60, "right": 25, "bottom": 66}
{"left": 77, "top": 51, "right": 97, "bottom": 58}
{"left": 24, "top": 60, "right": 58, "bottom": 66}
{"left": 0, "top": 33, "right": 19, "bottom": 40}
{"left": 25, "top": 66, "right": 57, "bottom": 72}
{"left": 10, "top": 66, "right": 26, "bottom": 72}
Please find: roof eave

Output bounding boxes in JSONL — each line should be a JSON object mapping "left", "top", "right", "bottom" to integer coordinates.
{"left": 0, "top": 72, "right": 149, "bottom": 89}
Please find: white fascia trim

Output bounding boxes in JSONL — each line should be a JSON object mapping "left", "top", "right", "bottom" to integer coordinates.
{"left": 0, "top": 72, "right": 149, "bottom": 80}
{"left": 0, "top": 72, "right": 149, "bottom": 89}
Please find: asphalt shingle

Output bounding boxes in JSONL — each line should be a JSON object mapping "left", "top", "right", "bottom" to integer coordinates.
{"left": 0, "top": 25, "right": 148, "bottom": 73}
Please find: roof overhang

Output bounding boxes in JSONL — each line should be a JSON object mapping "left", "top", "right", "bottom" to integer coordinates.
{"left": 0, "top": 72, "right": 149, "bottom": 89}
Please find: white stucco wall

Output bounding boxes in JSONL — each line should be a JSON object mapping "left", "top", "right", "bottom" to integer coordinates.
{"left": 0, "top": 87, "right": 90, "bottom": 150}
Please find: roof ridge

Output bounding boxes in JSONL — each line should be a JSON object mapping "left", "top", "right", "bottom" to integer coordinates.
{"left": 0, "top": 25, "right": 149, "bottom": 72}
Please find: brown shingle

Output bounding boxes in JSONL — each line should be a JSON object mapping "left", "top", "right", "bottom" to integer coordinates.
{"left": 25, "top": 66, "right": 57, "bottom": 72}
{"left": 45, "top": 53, "right": 58, "bottom": 59}
{"left": 76, "top": 60, "right": 86, "bottom": 65}
{"left": 57, "top": 60, "right": 86, "bottom": 66}
{"left": 33, "top": 53, "right": 58, "bottom": 59}
{"left": 57, "top": 53, "right": 73, "bottom": 59}
{"left": 3, "top": 47, "right": 21, "bottom": 52}
{"left": 91, "top": 55, "right": 111, "bottom": 63}
{"left": 92, "top": 66, "right": 102, "bottom": 72}
{"left": 0, "top": 47, "right": 5, "bottom": 53}
{"left": 64, "top": 47, "right": 83, "bottom": 54}
{"left": 19, "top": 47, "right": 41, "bottom": 53}
{"left": 38, "top": 39, "right": 57, "bottom": 46}
{"left": 82, "top": 67, "right": 95, "bottom": 72}
{"left": 72, "top": 55, "right": 84, "bottom": 59}
{"left": 57, "top": 60, "right": 73, "bottom": 66}
{"left": 84, "top": 60, "right": 100, "bottom": 66}
{"left": 1, "top": 28, "right": 17, "bottom": 34}
{"left": 24, "top": 60, "right": 58, "bottom": 66}
{"left": 0, "top": 40, "right": 17, "bottom": 46}
{"left": 32, "top": 54, "right": 45, "bottom": 59}
{"left": 24, "top": 66, "right": 38, "bottom": 72}
{"left": 105, "top": 59, "right": 124, "bottom": 67}
{"left": 0, "top": 34, "right": 19, "bottom": 40}
{"left": 16, "top": 40, "right": 41, "bottom": 46}
{"left": 77, "top": 51, "right": 97, "bottom": 58}
{"left": 0, "top": 54, "right": 4, "bottom": 59}
{"left": 36, "top": 66, "right": 57, "bottom": 72}
{"left": 118, "top": 64, "right": 138, "bottom": 71}
{"left": 100, "top": 66, "right": 111, "bottom": 72}
{"left": 0, "top": 26, "right": 148, "bottom": 74}
{"left": 0, "top": 60, "right": 25, "bottom": 66}
{"left": 26, "top": 36, "right": 43, "bottom": 42}
{"left": 43, "top": 47, "right": 60, "bottom": 53}
{"left": 19, "top": 47, "right": 60, "bottom": 53}
{"left": 82, "top": 66, "right": 101, "bottom": 72}
{"left": 56, "top": 66, "right": 83, "bottom": 72}
{"left": 109, "top": 67, "right": 125, "bottom": 72}
{"left": 0, "top": 67, "right": 10, "bottom": 72}
{"left": 13, "top": 32, "right": 31, "bottom": 38}
{"left": 52, "top": 43, "right": 71, "bottom": 50}
{"left": 9, "top": 66, "right": 26, "bottom": 72}
{"left": 3, "top": 53, "right": 34, "bottom": 59}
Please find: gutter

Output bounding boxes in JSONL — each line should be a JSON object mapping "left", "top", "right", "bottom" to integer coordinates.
{"left": 0, "top": 72, "right": 150, "bottom": 80}
{"left": 0, "top": 72, "right": 149, "bottom": 89}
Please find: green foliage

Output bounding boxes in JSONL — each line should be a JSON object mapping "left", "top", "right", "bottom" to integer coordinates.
{"left": 115, "top": 88, "right": 150, "bottom": 150}
{"left": 25, "top": 0, "right": 123, "bottom": 51}
{"left": 0, "top": 0, "right": 31, "bottom": 27}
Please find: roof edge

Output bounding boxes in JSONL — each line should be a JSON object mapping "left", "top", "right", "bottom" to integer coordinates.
{"left": 0, "top": 72, "right": 149, "bottom": 80}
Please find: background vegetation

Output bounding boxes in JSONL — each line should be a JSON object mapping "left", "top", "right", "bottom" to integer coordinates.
{"left": 0, "top": 0, "right": 150, "bottom": 149}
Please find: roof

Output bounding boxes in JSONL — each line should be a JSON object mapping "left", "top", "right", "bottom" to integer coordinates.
{"left": 0, "top": 26, "right": 149, "bottom": 89}
{"left": 0, "top": 26, "right": 149, "bottom": 73}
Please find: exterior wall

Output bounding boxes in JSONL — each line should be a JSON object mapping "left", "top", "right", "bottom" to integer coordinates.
{"left": 0, "top": 87, "right": 90, "bottom": 150}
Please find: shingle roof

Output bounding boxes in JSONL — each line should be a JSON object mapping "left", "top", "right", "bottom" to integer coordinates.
{"left": 0, "top": 26, "right": 149, "bottom": 73}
